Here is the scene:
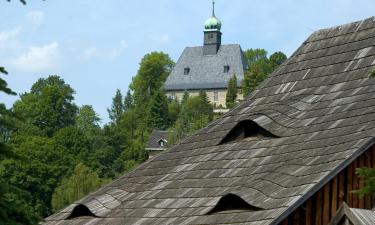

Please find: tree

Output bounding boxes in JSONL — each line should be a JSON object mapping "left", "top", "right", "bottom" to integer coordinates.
{"left": 353, "top": 168, "right": 375, "bottom": 198}
{"left": 181, "top": 91, "right": 189, "bottom": 105}
{"left": 107, "top": 89, "right": 124, "bottom": 125}
{"left": 76, "top": 105, "right": 101, "bottom": 136}
{"left": 1, "top": 135, "right": 75, "bottom": 217}
{"left": 244, "top": 49, "right": 268, "bottom": 67}
{"left": 167, "top": 98, "right": 180, "bottom": 126}
{"left": 51, "top": 163, "right": 102, "bottom": 211}
{"left": 147, "top": 91, "right": 168, "bottom": 130}
{"left": 0, "top": 69, "right": 40, "bottom": 225}
{"left": 226, "top": 74, "right": 238, "bottom": 108}
{"left": 168, "top": 91, "right": 214, "bottom": 145}
{"left": 269, "top": 51, "right": 287, "bottom": 70}
{"left": 124, "top": 90, "right": 134, "bottom": 111}
{"left": 6, "top": 0, "right": 26, "bottom": 4}
{"left": 242, "top": 49, "right": 288, "bottom": 97}
{"left": 130, "top": 52, "right": 174, "bottom": 106}
{"left": 13, "top": 76, "right": 78, "bottom": 137}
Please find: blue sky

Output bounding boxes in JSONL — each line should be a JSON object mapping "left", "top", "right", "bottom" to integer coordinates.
{"left": 1, "top": 0, "right": 374, "bottom": 124}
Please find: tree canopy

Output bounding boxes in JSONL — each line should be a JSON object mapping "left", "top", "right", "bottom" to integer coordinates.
{"left": 242, "top": 49, "right": 287, "bottom": 96}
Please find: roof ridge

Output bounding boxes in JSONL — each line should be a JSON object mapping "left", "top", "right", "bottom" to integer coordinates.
{"left": 313, "top": 16, "right": 375, "bottom": 34}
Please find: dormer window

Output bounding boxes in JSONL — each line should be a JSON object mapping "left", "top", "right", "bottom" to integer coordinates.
{"left": 158, "top": 139, "right": 167, "bottom": 148}
{"left": 219, "top": 120, "right": 279, "bottom": 144}
{"left": 184, "top": 68, "right": 190, "bottom": 75}
{"left": 224, "top": 66, "right": 230, "bottom": 73}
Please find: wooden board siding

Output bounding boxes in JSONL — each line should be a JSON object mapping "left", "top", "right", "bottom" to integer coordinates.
{"left": 278, "top": 145, "right": 375, "bottom": 225}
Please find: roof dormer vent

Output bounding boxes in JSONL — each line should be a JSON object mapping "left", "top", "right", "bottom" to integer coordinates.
{"left": 220, "top": 120, "right": 279, "bottom": 144}
{"left": 207, "top": 194, "right": 263, "bottom": 214}
{"left": 67, "top": 204, "right": 97, "bottom": 219}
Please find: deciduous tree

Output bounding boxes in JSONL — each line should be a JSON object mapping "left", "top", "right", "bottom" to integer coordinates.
{"left": 51, "top": 163, "right": 102, "bottom": 211}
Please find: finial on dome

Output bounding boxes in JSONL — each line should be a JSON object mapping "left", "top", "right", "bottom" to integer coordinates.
{"left": 204, "top": 0, "right": 222, "bottom": 31}
{"left": 212, "top": 0, "right": 215, "bottom": 17}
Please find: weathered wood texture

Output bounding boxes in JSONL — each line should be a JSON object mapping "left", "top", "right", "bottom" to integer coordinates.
{"left": 278, "top": 145, "right": 375, "bottom": 225}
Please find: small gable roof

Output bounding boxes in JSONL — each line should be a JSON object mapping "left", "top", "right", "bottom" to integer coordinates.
{"left": 44, "top": 16, "right": 375, "bottom": 225}
{"left": 329, "top": 203, "right": 375, "bottom": 225}
{"left": 146, "top": 130, "right": 169, "bottom": 150}
{"left": 164, "top": 44, "right": 247, "bottom": 91}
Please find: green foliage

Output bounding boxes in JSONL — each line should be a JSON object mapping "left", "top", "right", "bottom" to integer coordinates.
{"left": 226, "top": 74, "right": 238, "bottom": 108}
{"left": 244, "top": 49, "right": 268, "bottom": 66}
{"left": 269, "top": 51, "right": 287, "bottom": 70}
{"left": 108, "top": 89, "right": 124, "bottom": 124}
{"left": 51, "top": 163, "right": 102, "bottom": 211}
{"left": 0, "top": 71, "right": 40, "bottom": 224}
{"left": 124, "top": 90, "right": 134, "bottom": 111}
{"left": 147, "top": 91, "right": 168, "bottom": 130}
{"left": 352, "top": 168, "right": 375, "bottom": 197}
{"left": 370, "top": 69, "right": 375, "bottom": 78}
{"left": 130, "top": 52, "right": 174, "bottom": 106}
{"left": 7, "top": 0, "right": 26, "bottom": 4}
{"left": 167, "top": 98, "right": 180, "bottom": 126}
{"left": 181, "top": 91, "right": 189, "bottom": 105}
{"left": 1, "top": 135, "right": 75, "bottom": 216}
{"left": 76, "top": 105, "right": 101, "bottom": 135}
{"left": 13, "top": 76, "right": 78, "bottom": 137}
{"left": 168, "top": 91, "right": 213, "bottom": 145}
{"left": 242, "top": 49, "right": 287, "bottom": 96}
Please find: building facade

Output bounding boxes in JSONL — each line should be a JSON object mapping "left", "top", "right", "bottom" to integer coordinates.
{"left": 164, "top": 1, "right": 247, "bottom": 108}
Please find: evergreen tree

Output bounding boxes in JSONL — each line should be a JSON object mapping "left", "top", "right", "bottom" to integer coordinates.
{"left": 51, "top": 163, "right": 102, "bottom": 211}
{"left": 226, "top": 74, "right": 238, "bottom": 108}
{"left": 107, "top": 89, "right": 124, "bottom": 125}
{"left": 147, "top": 91, "right": 168, "bottom": 130}
{"left": 124, "top": 90, "right": 134, "bottom": 111}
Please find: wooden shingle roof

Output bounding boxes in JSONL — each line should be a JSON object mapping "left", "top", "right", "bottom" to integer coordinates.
{"left": 44, "top": 16, "right": 375, "bottom": 225}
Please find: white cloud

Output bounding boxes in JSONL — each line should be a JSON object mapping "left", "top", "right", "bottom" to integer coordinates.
{"left": 120, "top": 40, "right": 129, "bottom": 49}
{"left": 0, "top": 27, "right": 22, "bottom": 51}
{"left": 8, "top": 42, "right": 60, "bottom": 72}
{"left": 83, "top": 47, "right": 99, "bottom": 61}
{"left": 81, "top": 40, "right": 128, "bottom": 61}
{"left": 26, "top": 11, "right": 45, "bottom": 28}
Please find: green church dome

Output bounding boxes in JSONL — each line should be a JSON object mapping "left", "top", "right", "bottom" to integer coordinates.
{"left": 204, "top": 0, "right": 222, "bottom": 31}
{"left": 204, "top": 16, "right": 222, "bottom": 31}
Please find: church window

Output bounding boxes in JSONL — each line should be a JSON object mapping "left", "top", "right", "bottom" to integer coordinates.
{"left": 184, "top": 68, "right": 190, "bottom": 75}
{"left": 209, "top": 33, "right": 214, "bottom": 39}
{"left": 224, "top": 66, "right": 230, "bottom": 73}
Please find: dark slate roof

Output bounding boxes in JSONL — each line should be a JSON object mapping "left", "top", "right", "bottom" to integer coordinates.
{"left": 146, "top": 130, "right": 169, "bottom": 151}
{"left": 329, "top": 203, "right": 375, "bottom": 225}
{"left": 44, "top": 16, "right": 375, "bottom": 225}
{"left": 164, "top": 44, "right": 248, "bottom": 91}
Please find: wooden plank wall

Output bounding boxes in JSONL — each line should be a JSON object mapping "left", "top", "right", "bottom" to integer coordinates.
{"left": 278, "top": 145, "right": 375, "bottom": 225}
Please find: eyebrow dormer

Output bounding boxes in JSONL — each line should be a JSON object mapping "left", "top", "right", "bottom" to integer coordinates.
{"left": 67, "top": 204, "right": 97, "bottom": 219}
{"left": 207, "top": 194, "right": 263, "bottom": 214}
{"left": 220, "top": 120, "right": 279, "bottom": 144}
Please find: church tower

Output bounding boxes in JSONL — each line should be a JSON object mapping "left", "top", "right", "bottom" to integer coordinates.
{"left": 203, "top": 0, "right": 222, "bottom": 55}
